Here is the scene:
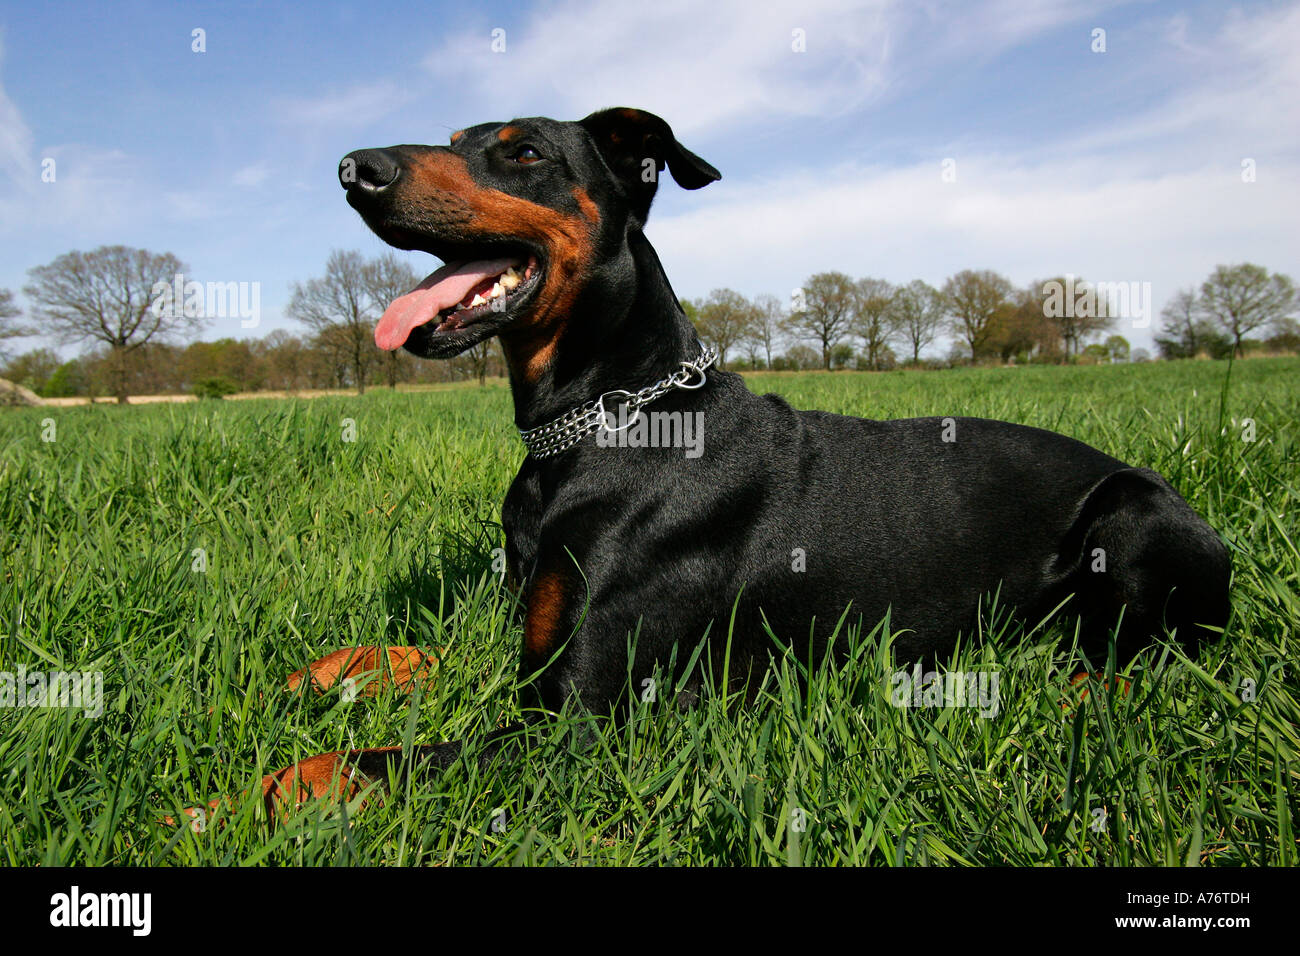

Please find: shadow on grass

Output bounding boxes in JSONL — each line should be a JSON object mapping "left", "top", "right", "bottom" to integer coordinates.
{"left": 381, "top": 514, "right": 517, "bottom": 642}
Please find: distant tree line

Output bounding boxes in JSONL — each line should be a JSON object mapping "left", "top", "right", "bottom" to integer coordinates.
{"left": 1, "top": 247, "right": 1295, "bottom": 400}
{"left": 685, "top": 264, "right": 1298, "bottom": 372}
{"left": 0, "top": 333, "right": 503, "bottom": 401}
{"left": 1, "top": 246, "right": 504, "bottom": 401}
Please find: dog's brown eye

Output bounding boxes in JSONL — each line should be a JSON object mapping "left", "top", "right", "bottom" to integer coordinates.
{"left": 514, "top": 146, "right": 543, "bottom": 165}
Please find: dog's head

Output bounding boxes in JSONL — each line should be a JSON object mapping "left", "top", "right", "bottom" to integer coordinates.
{"left": 340, "top": 108, "right": 719, "bottom": 361}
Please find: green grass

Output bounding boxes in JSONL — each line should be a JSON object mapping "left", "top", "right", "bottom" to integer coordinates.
{"left": 0, "top": 358, "right": 1296, "bottom": 865}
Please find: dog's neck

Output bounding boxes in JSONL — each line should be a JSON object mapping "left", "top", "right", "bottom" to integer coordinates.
{"left": 502, "top": 229, "right": 701, "bottom": 431}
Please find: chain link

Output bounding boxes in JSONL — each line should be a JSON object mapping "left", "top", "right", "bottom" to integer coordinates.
{"left": 518, "top": 344, "right": 718, "bottom": 459}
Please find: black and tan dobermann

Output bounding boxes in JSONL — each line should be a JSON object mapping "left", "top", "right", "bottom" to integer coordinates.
{"left": 248, "top": 108, "right": 1230, "bottom": 810}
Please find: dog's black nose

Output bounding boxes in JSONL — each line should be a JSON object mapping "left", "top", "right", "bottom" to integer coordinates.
{"left": 339, "top": 148, "right": 400, "bottom": 192}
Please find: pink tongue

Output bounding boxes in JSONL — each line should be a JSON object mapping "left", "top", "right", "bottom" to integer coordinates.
{"left": 374, "top": 257, "right": 519, "bottom": 350}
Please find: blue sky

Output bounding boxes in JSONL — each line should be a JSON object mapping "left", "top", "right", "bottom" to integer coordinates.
{"left": 2, "top": 0, "right": 1297, "bottom": 357}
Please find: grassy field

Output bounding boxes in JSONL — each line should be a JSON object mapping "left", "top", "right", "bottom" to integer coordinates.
{"left": 0, "top": 358, "right": 1296, "bottom": 865}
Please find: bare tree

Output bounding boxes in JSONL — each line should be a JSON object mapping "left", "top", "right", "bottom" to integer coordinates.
{"left": 1197, "top": 263, "right": 1297, "bottom": 357}
{"left": 0, "top": 289, "right": 31, "bottom": 361}
{"left": 23, "top": 246, "right": 199, "bottom": 403}
{"left": 288, "top": 250, "right": 379, "bottom": 394}
{"left": 751, "top": 293, "right": 785, "bottom": 369}
{"left": 1154, "top": 287, "right": 1229, "bottom": 359}
{"left": 942, "top": 269, "right": 1014, "bottom": 362}
{"left": 311, "top": 323, "right": 356, "bottom": 389}
{"left": 691, "top": 288, "right": 758, "bottom": 370}
{"left": 0, "top": 289, "right": 23, "bottom": 328}
{"left": 1159, "top": 288, "right": 1199, "bottom": 357}
{"left": 889, "top": 280, "right": 945, "bottom": 364}
{"left": 1038, "top": 275, "right": 1116, "bottom": 359}
{"left": 852, "top": 277, "right": 897, "bottom": 370}
{"left": 449, "top": 339, "right": 500, "bottom": 386}
{"left": 364, "top": 252, "right": 421, "bottom": 389}
{"left": 787, "top": 272, "right": 857, "bottom": 370}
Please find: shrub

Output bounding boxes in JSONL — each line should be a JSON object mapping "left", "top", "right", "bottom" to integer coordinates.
{"left": 191, "top": 376, "right": 241, "bottom": 400}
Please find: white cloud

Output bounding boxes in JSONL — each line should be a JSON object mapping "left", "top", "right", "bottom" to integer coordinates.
{"left": 423, "top": 0, "right": 899, "bottom": 134}
{"left": 649, "top": 149, "right": 1298, "bottom": 353}
{"left": 275, "top": 80, "right": 415, "bottom": 129}
{"left": 420, "top": 0, "right": 1128, "bottom": 134}
{"left": 232, "top": 162, "right": 272, "bottom": 187}
{"left": 0, "top": 33, "right": 36, "bottom": 190}
{"left": 0, "top": 144, "right": 142, "bottom": 240}
{"left": 1062, "top": 4, "right": 1300, "bottom": 164}
{"left": 914, "top": 0, "right": 1122, "bottom": 65}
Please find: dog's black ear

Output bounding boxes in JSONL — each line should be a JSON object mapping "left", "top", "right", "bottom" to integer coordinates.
{"left": 579, "top": 108, "right": 720, "bottom": 222}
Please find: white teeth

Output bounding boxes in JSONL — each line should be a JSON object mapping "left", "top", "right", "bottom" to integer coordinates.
{"left": 451, "top": 265, "right": 530, "bottom": 314}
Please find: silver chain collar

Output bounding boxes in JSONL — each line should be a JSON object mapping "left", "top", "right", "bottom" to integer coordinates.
{"left": 517, "top": 344, "right": 719, "bottom": 459}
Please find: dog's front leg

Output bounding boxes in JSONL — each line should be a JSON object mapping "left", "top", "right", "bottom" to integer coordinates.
{"left": 167, "top": 726, "right": 528, "bottom": 830}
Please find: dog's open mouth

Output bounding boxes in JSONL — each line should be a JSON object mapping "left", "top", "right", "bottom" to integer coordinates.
{"left": 374, "top": 254, "right": 542, "bottom": 351}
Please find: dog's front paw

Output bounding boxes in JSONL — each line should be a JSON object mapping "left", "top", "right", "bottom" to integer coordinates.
{"left": 286, "top": 646, "right": 435, "bottom": 696}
